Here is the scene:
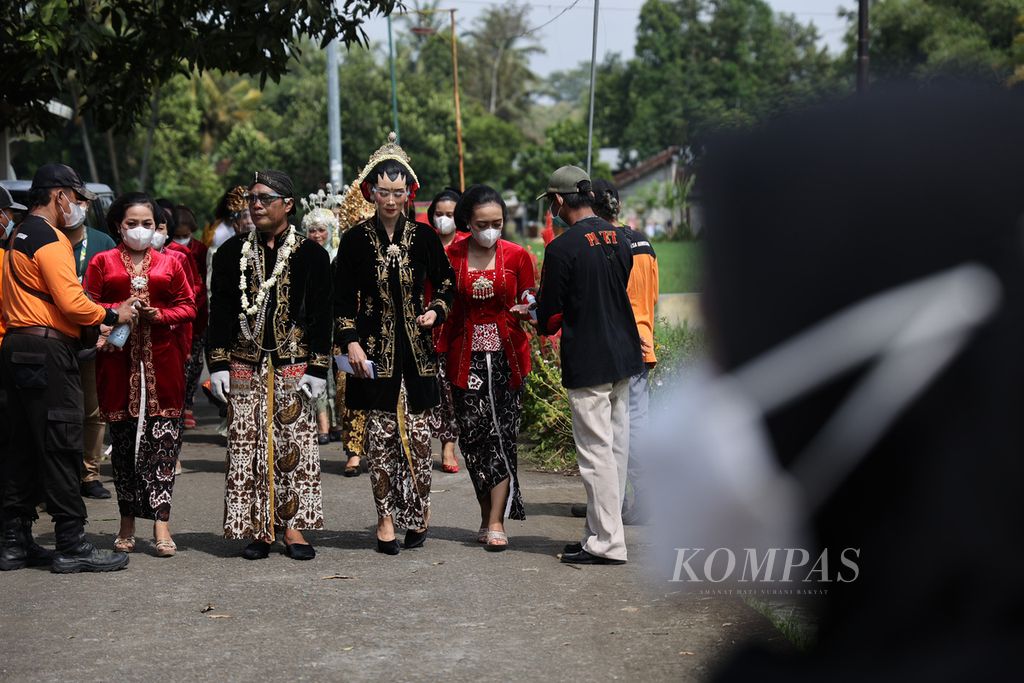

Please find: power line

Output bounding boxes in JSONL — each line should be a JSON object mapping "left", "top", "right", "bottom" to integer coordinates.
{"left": 518, "top": 0, "right": 585, "bottom": 37}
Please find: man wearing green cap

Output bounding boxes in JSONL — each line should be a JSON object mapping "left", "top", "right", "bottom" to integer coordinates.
{"left": 534, "top": 165, "right": 643, "bottom": 565}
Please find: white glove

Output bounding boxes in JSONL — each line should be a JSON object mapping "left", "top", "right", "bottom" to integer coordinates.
{"left": 210, "top": 370, "right": 231, "bottom": 403}
{"left": 297, "top": 374, "right": 327, "bottom": 399}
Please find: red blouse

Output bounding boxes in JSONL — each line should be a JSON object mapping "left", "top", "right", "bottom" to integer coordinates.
{"left": 443, "top": 238, "right": 535, "bottom": 390}
{"left": 169, "top": 238, "right": 208, "bottom": 337}
{"left": 161, "top": 246, "right": 197, "bottom": 357}
{"left": 85, "top": 246, "right": 196, "bottom": 421}
{"left": 431, "top": 232, "right": 470, "bottom": 355}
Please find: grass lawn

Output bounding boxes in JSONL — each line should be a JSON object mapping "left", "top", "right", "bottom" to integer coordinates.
{"left": 652, "top": 240, "right": 701, "bottom": 293}
{"left": 520, "top": 237, "right": 702, "bottom": 294}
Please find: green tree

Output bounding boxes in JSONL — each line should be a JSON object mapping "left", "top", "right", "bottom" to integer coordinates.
{"left": 842, "top": 0, "right": 1024, "bottom": 83}
{"left": 598, "top": 0, "right": 838, "bottom": 164}
{"left": 512, "top": 118, "right": 611, "bottom": 210}
{"left": 1, "top": 0, "right": 399, "bottom": 134}
{"left": 461, "top": 106, "right": 524, "bottom": 189}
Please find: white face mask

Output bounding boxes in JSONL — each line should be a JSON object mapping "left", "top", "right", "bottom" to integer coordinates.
{"left": 644, "top": 264, "right": 1000, "bottom": 589}
{"left": 60, "top": 194, "right": 87, "bottom": 229}
{"left": 472, "top": 227, "right": 501, "bottom": 249}
{"left": 122, "top": 226, "right": 155, "bottom": 251}
{"left": 150, "top": 232, "right": 168, "bottom": 250}
{"left": 434, "top": 215, "right": 456, "bottom": 236}
{"left": 172, "top": 236, "right": 190, "bottom": 245}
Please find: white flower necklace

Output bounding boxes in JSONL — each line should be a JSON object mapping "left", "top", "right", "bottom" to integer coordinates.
{"left": 238, "top": 226, "right": 297, "bottom": 342}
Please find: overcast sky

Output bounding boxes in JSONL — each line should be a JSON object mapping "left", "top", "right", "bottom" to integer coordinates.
{"left": 357, "top": 1, "right": 857, "bottom": 77}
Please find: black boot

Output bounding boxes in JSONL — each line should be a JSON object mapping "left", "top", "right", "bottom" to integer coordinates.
{"left": 51, "top": 519, "right": 129, "bottom": 574}
{"left": 21, "top": 519, "right": 54, "bottom": 567}
{"left": 0, "top": 517, "right": 28, "bottom": 572}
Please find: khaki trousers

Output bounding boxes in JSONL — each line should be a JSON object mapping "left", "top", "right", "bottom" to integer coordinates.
{"left": 568, "top": 378, "right": 630, "bottom": 562}
{"left": 79, "top": 357, "right": 106, "bottom": 483}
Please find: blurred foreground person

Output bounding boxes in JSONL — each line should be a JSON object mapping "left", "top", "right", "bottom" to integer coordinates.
{"left": 646, "top": 82, "right": 1024, "bottom": 679}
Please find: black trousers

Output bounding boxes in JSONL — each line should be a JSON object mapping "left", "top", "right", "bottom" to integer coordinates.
{"left": 0, "top": 332, "right": 87, "bottom": 524}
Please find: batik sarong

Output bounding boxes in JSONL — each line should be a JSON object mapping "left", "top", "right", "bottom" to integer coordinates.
{"left": 223, "top": 359, "right": 324, "bottom": 541}
{"left": 183, "top": 335, "right": 205, "bottom": 411}
{"left": 364, "top": 383, "right": 432, "bottom": 529}
{"left": 109, "top": 417, "right": 182, "bottom": 521}
{"left": 427, "top": 355, "right": 459, "bottom": 445}
{"left": 452, "top": 351, "right": 525, "bottom": 520}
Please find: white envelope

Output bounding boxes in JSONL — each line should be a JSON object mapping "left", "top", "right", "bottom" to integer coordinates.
{"left": 335, "top": 353, "right": 377, "bottom": 378}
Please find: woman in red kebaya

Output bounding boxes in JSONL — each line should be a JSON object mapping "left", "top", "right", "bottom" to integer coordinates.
{"left": 425, "top": 188, "right": 464, "bottom": 473}
{"left": 86, "top": 193, "right": 195, "bottom": 558}
{"left": 171, "top": 203, "right": 210, "bottom": 429}
{"left": 443, "top": 185, "right": 535, "bottom": 550}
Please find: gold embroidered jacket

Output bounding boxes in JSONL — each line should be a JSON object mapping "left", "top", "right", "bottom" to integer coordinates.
{"left": 333, "top": 214, "right": 455, "bottom": 413}
{"left": 207, "top": 229, "right": 333, "bottom": 379}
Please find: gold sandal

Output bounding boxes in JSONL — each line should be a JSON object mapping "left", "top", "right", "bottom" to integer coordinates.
{"left": 154, "top": 538, "right": 177, "bottom": 557}
{"left": 114, "top": 536, "right": 135, "bottom": 553}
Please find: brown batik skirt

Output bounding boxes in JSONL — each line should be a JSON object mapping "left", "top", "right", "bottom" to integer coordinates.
{"left": 364, "top": 382, "right": 432, "bottom": 530}
{"left": 223, "top": 359, "right": 324, "bottom": 541}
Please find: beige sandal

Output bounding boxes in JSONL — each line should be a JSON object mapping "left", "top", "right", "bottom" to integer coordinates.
{"left": 114, "top": 536, "right": 136, "bottom": 553}
{"left": 484, "top": 530, "right": 508, "bottom": 552}
{"left": 154, "top": 538, "right": 177, "bottom": 557}
{"left": 476, "top": 527, "right": 488, "bottom": 544}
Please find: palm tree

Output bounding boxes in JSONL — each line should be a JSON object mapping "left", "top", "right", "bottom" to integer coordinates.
{"left": 463, "top": 1, "right": 544, "bottom": 121}
{"left": 192, "top": 72, "right": 262, "bottom": 155}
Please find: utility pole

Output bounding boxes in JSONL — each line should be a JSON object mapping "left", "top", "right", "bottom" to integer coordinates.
{"left": 585, "top": 0, "right": 600, "bottom": 174}
{"left": 387, "top": 15, "right": 400, "bottom": 142}
{"left": 450, "top": 9, "right": 465, "bottom": 191}
{"left": 857, "top": 0, "right": 870, "bottom": 94}
{"left": 327, "top": 39, "right": 344, "bottom": 187}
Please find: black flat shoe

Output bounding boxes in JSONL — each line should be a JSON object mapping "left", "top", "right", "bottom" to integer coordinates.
{"left": 317, "top": 433, "right": 330, "bottom": 445}
{"left": 81, "top": 481, "right": 112, "bottom": 499}
{"left": 343, "top": 464, "right": 361, "bottom": 478}
{"left": 560, "top": 549, "right": 626, "bottom": 565}
{"left": 375, "top": 537, "right": 400, "bottom": 555}
{"left": 284, "top": 542, "right": 316, "bottom": 561}
{"left": 563, "top": 542, "right": 583, "bottom": 555}
{"left": 570, "top": 503, "right": 587, "bottom": 518}
{"left": 242, "top": 541, "right": 271, "bottom": 560}
{"left": 403, "top": 528, "right": 428, "bottom": 549}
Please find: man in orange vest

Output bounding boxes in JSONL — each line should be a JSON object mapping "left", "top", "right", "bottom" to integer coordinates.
{"left": 0, "top": 164, "right": 138, "bottom": 573}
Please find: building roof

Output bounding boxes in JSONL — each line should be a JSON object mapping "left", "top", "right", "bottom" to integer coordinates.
{"left": 612, "top": 146, "right": 681, "bottom": 188}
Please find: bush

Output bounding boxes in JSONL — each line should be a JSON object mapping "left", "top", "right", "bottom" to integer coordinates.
{"left": 520, "top": 337, "right": 577, "bottom": 472}
{"left": 520, "top": 321, "right": 707, "bottom": 472}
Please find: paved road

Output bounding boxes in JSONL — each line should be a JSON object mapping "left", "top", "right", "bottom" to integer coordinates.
{"left": 0, "top": 404, "right": 781, "bottom": 681}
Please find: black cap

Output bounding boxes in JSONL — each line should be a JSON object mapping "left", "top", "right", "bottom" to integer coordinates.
{"left": 0, "top": 186, "right": 27, "bottom": 211}
{"left": 30, "top": 163, "right": 97, "bottom": 201}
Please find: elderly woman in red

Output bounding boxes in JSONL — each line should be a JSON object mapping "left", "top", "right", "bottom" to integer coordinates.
{"left": 85, "top": 193, "right": 195, "bottom": 558}
{"left": 444, "top": 185, "right": 535, "bottom": 551}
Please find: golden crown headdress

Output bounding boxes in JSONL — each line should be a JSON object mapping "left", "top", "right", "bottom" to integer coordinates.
{"left": 355, "top": 131, "right": 420, "bottom": 202}
{"left": 337, "top": 178, "right": 377, "bottom": 231}
{"left": 225, "top": 185, "right": 248, "bottom": 216}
